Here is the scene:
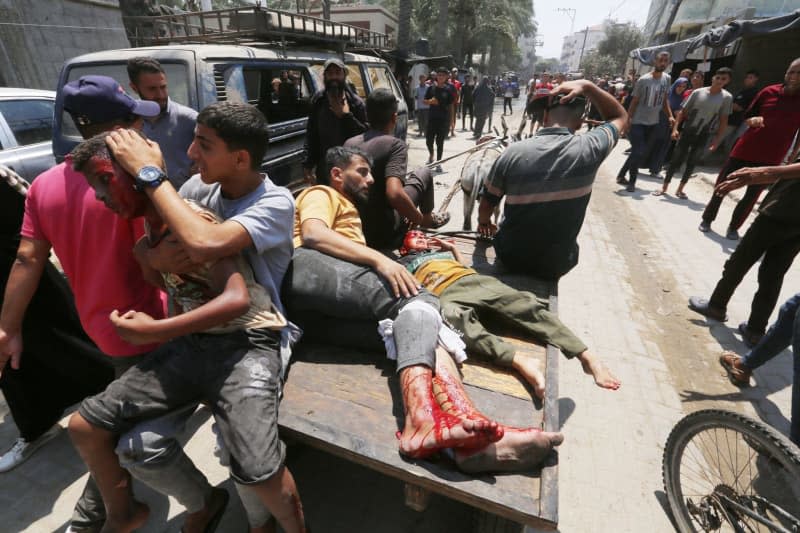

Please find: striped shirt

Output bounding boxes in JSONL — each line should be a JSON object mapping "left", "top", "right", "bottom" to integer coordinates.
{"left": 484, "top": 123, "right": 618, "bottom": 279}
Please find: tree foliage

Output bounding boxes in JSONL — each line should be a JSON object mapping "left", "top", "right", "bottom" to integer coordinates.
{"left": 596, "top": 24, "right": 643, "bottom": 75}
{"left": 580, "top": 51, "right": 618, "bottom": 78}
{"left": 410, "top": 0, "right": 534, "bottom": 73}
{"left": 535, "top": 57, "right": 561, "bottom": 74}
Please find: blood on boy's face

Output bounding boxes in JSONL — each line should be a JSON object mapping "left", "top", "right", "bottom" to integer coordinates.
{"left": 83, "top": 156, "right": 146, "bottom": 219}
{"left": 404, "top": 231, "right": 429, "bottom": 252}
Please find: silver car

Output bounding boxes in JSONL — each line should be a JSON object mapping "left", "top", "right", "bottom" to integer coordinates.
{"left": 0, "top": 88, "right": 56, "bottom": 182}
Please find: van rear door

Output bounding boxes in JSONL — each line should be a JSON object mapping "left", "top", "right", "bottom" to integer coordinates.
{"left": 214, "top": 62, "right": 314, "bottom": 186}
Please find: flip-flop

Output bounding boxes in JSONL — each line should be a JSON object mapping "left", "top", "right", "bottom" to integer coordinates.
{"left": 676, "top": 191, "right": 688, "bottom": 199}
{"left": 719, "top": 351, "right": 751, "bottom": 387}
{"left": 429, "top": 211, "right": 451, "bottom": 229}
{"left": 651, "top": 190, "right": 665, "bottom": 196}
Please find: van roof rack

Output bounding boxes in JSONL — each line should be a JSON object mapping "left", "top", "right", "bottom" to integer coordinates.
{"left": 123, "top": 5, "right": 393, "bottom": 53}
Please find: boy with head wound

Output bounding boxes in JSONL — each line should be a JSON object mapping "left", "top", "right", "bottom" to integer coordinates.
{"left": 398, "top": 230, "right": 620, "bottom": 398}
{"left": 68, "top": 104, "right": 306, "bottom": 533}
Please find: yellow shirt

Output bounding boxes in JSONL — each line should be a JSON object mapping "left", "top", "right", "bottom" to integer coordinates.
{"left": 293, "top": 185, "right": 366, "bottom": 247}
{"left": 402, "top": 251, "right": 476, "bottom": 296}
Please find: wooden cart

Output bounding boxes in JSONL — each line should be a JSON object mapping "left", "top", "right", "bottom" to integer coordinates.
{"left": 278, "top": 235, "right": 560, "bottom": 531}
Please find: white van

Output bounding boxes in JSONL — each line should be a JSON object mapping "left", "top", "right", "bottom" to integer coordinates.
{"left": 53, "top": 45, "right": 408, "bottom": 186}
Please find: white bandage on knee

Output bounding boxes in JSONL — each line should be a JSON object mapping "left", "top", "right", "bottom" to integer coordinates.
{"left": 377, "top": 301, "right": 467, "bottom": 363}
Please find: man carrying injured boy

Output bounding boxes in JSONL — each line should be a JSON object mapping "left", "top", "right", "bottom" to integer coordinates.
{"left": 398, "top": 230, "right": 620, "bottom": 398}
{"left": 287, "top": 146, "right": 564, "bottom": 464}
{"left": 67, "top": 106, "right": 307, "bottom": 532}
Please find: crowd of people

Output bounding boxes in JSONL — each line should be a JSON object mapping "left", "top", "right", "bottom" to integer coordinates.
{"left": 0, "top": 48, "right": 798, "bottom": 533}
{"left": 0, "top": 56, "right": 625, "bottom": 533}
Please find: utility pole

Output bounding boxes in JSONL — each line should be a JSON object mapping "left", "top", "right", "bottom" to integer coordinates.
{"left": 557, "top": 8, "right": 578, "bottom": 71}
{"left": 578, "top": 26, "right": 589, "bottom": 71}
{"left": 556, "top": 7, "right": 576, "bottom": 35}
{"left": 655, "top": 0, "right": 684, "bottom": 45}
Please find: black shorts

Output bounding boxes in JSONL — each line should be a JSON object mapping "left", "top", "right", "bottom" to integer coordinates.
{"left": 527, "top": 99, "right": 547, "bottom": 120}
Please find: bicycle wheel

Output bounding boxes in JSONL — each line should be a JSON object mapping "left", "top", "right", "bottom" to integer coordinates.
{"left": 663, "top": 409, "right": 800, "bottom": 532}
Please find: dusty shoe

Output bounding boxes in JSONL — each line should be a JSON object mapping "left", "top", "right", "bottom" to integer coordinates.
{"left": 698, "top": 220, "right": 711, "bottom": 232}
{"left": 719, "top": 351, "right": 751, "bottom": 386}
{"left": 688, "top": 296, "right": 727, "bottom": 321}
{"left": 738, "top": 322, "right": 764, "bottom": 348}
{"left": 0, "top": 424, "right": 61, "bottom": 473}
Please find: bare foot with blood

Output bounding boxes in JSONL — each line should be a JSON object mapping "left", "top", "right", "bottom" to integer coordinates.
{"left": 433, "top": 351, "right": 564, "bottom": 473}
{"left": 578, "top": 351, "right": 621, "bottom": 390}
{"left": 397, "top": 365, "right": 503, "bottom": 459}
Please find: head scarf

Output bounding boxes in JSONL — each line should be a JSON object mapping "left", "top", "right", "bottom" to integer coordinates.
{"left": 668, "top": 77, "right": 689, "bottom": 111}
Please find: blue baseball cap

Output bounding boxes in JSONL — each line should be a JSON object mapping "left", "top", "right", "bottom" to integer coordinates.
{"left": 63, "top": 75, "right": 160, "bottom": 125}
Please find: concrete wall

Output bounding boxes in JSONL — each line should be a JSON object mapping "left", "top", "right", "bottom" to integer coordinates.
{"left": 0, "top": 0, "right": 130, "bottom": 90}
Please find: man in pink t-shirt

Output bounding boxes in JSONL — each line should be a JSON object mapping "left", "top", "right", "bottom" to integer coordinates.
{"left": 0, "top": 76, "right": 223, "bottom": 533}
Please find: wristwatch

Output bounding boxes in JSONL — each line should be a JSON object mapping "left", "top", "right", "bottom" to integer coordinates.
{"left": 134, "top": 165, "right": 167, "bottom": 191}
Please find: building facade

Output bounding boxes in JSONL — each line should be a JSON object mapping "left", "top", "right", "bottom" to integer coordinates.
{"left": 306, "top": 3, "right": 398, "bottom": 43}
{"left": 560, "top": 21, "right": 616, "bottom": 73}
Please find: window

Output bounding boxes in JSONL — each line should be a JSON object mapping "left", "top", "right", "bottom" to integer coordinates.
{"left": 368, "top": 66, "right": 402, "bottom": 100}
{"left": 0, "top": 99, "right": 55, "bottom": 146}
{"left": 310, "top": 63, "right": 366, "bottom": 98}
{"left": 241, "top": 66, "right": 313, "bottom": 124}
{"left": 62, "top": 62, "right": 192, "bottom": 139}
{"left": 66, "top": 62, "right": 191, "bottom": 107}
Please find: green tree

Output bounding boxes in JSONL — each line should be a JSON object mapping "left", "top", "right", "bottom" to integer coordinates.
{"left": 580, "top": 51, "right": 618, "bottom": 79}
{"left": 596, "top": 24, "right": 643, "bottom": 75}
{"left": 409, "top": 0, "right": 533, "bottom": 72}
{"left": 535, "top": 57, "right": 561, "bottom": 74}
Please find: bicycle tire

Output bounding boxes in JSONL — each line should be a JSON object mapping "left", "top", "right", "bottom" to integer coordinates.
{"left": 663, "top": 409, "right": 800, "bottom": 532}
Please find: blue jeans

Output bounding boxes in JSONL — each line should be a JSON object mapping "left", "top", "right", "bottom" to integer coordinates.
{"left": 617, "top": 123, "right": 662, "bottom": 187}
{"left": 741, "top": 292, "right": 800, "bottom": 445}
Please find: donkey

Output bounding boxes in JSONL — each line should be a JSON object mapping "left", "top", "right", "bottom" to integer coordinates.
{"left": 459, "top": 116, "right": 526, "bottom": 231}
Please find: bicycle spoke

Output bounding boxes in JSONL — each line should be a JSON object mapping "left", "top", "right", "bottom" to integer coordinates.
{"left": 665, "top": 411, "right": 800, "bottom": 533}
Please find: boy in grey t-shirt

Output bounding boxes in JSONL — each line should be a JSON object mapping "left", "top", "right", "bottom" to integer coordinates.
{"left": 616, "top": 51, "right": 674, "bottom": 192}
{"left": 655, "top": 67, "right": 733, "bottom": 198}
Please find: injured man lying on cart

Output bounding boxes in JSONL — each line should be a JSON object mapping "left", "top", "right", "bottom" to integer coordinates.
{"left": 286, "top": 146, "right": 564, "bottom": 472}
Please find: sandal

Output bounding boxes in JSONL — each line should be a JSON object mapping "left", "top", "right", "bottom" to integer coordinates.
{"left": 719, "top": 351, "right": 751, "bottom": 387}
{"left": 651, "top": 190, "right": 665, "bottom": 196}
{"left": 676, "top": 191, "right": 688, "bottom": 199}
{"left": 428, "top": 211, "right": 451, "bottom": 229}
